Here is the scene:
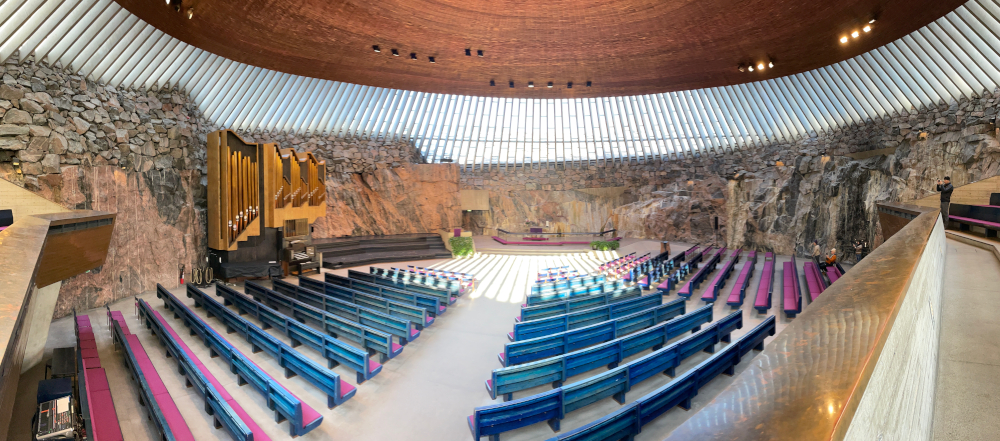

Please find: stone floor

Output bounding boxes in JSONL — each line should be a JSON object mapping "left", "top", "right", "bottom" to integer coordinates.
{"left": 15, "top": 240, "right": 847, "bottom": 441}
{"left": 931, "top": 238, "right": 1000, "bottom": 441}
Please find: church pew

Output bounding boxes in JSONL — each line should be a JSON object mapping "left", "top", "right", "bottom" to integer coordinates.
{"left": 783, "top": 257, "right": 802, "bottom": 318}
{"left": 544, "top": 316, "right": 776, "bottom": 441}
{"left": 109, "top": 315, "right": 195, "bottom": 441}
{"left": 326, "top": 272, "right": 446, "bottom": 316}
{"left": 139, "top": 297, "right": 307, "bottom": 439}
{"left": 212, "top": 283, "right": 381, "bottom": 383}
{"left": 165, "top": 285, "right": 357, "bottom": 408}
{"left": 350, "top": 269, "right": 457, "bottom": 304}
{"left": 74, "top": 313, "right": 125, "bottom": 441}
{"left": 499, "top": 299, "right": 687, "bottom": 367}
{"left": 391, "top": 267, "right": 474, "bottom": 293}
{"left": 487, "top": 306, "right": 726, "bottom": 401}
{"left": 531, "top": 275, "right": 607, "bottom": 295}
{"left": 525, "top": 281, "right": 622, "bottom": 307}
{"left": 510, "top": 294, "right": 663, "bottom": 342}
{"left": 803, "top": 262, "right": 824, "bottom": 301}
{"left": 754, "top": 254, "right": 775, "bottom": 313}
{"left": 678, "top": 248, "right": 724, "bottom": 298}
{"left": 517, "top": 287, "right": 643, "bottom": 323}
{"left": 726, "top": 254, "right": 756, "bottom": 307}
{"left": 375, "top": 267, "right": 465, "bottom": 295}
{"left": 702, "top": 250, "right": 739, "bottom": 302}
{"left": 827, "top": 266, "right": 841, "bottom": 283}
{"left": 245, "top": 281, "right": 403, "bottom": 362}
{"left": 272, "top": 279, "right": 418, "bottom": 345}
{"left": 299, "top": 276, "right": 433, "bottom": 329}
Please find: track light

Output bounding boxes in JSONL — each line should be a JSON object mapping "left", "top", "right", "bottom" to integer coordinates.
{"left": 490, "top": 79, "right": 495, "bottom": 86}
{"left": 391, "top": 49, "right": 399, "bottom": 56}
{"left": 547, "top": 82, "right": 553, "bottom": 88}
{"left": 186, "top": 7, "right": 193, "bottom": 19}
{"left": 567, "top": 82, "right": 573, "bottom": 88}
{"left": 748, "top": 65, "right": 754, "bottom": 72}
{"left": 373, "top": 45, "right": 381, "bottom": 53}
{"left": 528, "top": 81, "right": 534, "bottom": 88}
{"left": 738, "top": 63, "right": 746, "bottom": 72}
{"left": 863, "top": 25, "right": 871, "bottom": 32}
{"left": 869, "top": 18, "right": 876, "bottom": 24}
{"left": 428, "top": 56, "right": 435, "bottom": 63}
{"left": 465, "top": 49, "right": 471, "bottom": 56}
{"left": 586, "top": 81, "right": 592, "bottom": 87}
{"left": 768, "top": 60, "right": 774, "bottom": 68}
{"left": 410, "top": 53, "right": 417, "bottom": 60}
{"left": 509, "top": 81, "right": 514, "bottom": 88}
{"left": 840, "top": 36, "right": 848, "bottom": 44}
{"left": 477, "top": 50, "right": 484, "bottom": 57}
{"left": 851, "top": 30, "right": 860, "bottom": 38}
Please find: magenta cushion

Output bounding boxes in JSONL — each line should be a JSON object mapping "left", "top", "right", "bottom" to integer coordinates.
{"left": 87, "top": 389, "right": 124, "bottom": 441}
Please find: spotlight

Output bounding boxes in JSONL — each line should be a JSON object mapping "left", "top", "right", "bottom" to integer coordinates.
{"left": 428, "top": 56, "right": 435, "bottom": 63}
{"left": 851, "top": 30, "right": 860, "bottom": 38}
{"left": 748, "top": 65, "right": 754, "bottom": 72}
{"left": 410, "top": 53, "right": 417, "bottom": 60}
{"left": 567, "top": 82, "right": 573, "bottom": 88}
{"left": 373, "top": 45, "right": 381, "bottom": 53}
{"left": 757, "top": 63, "right": 765, "bottom": 70}
{"left": 768, "top": 60, "right": 774, "bottom": 68}
{"left": 465, "top": 49, "right": 471, "bottom": 56}
{"left": 863, "top": 25, "right": 871, "bottom": 32}
{"left": 477, "top": 50, "right": 484, "bottom": 57}
{"left": 391, "top": 49, "right": 399, "bottom": 56}
{"left": 738, "top": 63, "right": 746, "bottom": 72}
{"left": 490, "top": 79, "right": 495, "bottom": 86}
{"left": 186, "top": 7, "right": 193, "bottom": 19}
{"left": 528, "top": 81, "right": 534, "bottom": 88}
{"left": 586, "top": 81, "right": 592, "bottom": 87}
{"left": 840, "top": 36, "right": 848, "bottom": 44}
{"left": 509, "top": 80, "right": 514, "bottom": 88}
{"left": 547, "top": 82, "right": 553, "bottom": 88}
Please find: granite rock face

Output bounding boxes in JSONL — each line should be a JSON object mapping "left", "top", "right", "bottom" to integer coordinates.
{"left": 464, "top": 187, "right": 637, "bottom": 235}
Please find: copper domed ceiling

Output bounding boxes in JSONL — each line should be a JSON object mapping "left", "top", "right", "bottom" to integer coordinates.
{"left": 113, "top": 0, "right": 964, "bottom": 98}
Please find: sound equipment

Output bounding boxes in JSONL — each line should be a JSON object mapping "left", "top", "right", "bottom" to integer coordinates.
{"left": 714, "top": 216, "right": 719, "bottom": 230}
{"left": 35, "top": 396, "right": 73, "bottom": 440}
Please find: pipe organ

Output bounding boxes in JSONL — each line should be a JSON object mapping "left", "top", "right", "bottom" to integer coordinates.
{"left": 207, "top": 130, "right": 326, "bottom": 252}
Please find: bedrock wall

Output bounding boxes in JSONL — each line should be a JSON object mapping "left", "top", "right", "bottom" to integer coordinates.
{"left": 462, "top": 91, "right": 1000, "bottom": 256}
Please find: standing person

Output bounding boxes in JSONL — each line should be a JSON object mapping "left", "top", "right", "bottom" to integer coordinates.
{"left": 937, "top": 177, "right": 954, "bottom": 226}
{"left": 811, "top": 241, "right": 821, "bottom": 261}
{"left": 854, "top": 240, "right": 864, "bottom": 263}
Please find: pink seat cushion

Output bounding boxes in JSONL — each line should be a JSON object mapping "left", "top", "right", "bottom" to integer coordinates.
{"left": 151, "top": 311, "right": 233, "bottom": 401}
{"left": 80, "top": 339, "right": 97, "bottom": 349}
{"left": 439, "top": 305, "right": 446, "bottom": 313}
{"left": 125, "top": 335, "right": 169, "bottom": 397}
{"left": 83, "top": 357, "right": 102, "bottom": 370}
{"left": 369, "top": 358, "right": 382, "bottom": 374}
{"left": 87, "top": 389, "right": 124, "bottom": 441}
{"left": 228, "top": 400, "right": 273, "bottom": 441}
{"left": 81, "top": 348, "right": 99, "bottom": 359}
{"left": 86, "top": 368, "right": 111, "bottom": 392}
{"left": 410, "top": 328, "right": 419, "bottom": 338}
{"left": 155, "top": 394, "right": 196, "bottom": 441}
{"left": 339, "top": 379, "right": 356, "bottom": 398}
{"left": 425, "top": 316, "right": 435, "bottom": 325}
{"left": 391, "top": 342, "right": 403, "bottom": 353}
{"left": 486, "top": 379, "right": 493, "bottom": 392}
{"left": 79, "top": 330, "right": 95, "bottom": 341}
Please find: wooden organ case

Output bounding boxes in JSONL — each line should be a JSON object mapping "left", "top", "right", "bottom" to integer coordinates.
{"left": 207, "top": 130, "right": 327, "bottom": 279}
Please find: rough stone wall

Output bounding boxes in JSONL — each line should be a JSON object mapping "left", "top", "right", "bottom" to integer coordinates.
{"left": 462, "top": 93, "right": 1000, "bottom": 256}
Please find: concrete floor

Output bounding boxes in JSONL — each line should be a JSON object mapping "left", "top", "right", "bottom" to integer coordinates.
{"left": 17, "top": 240, "right": 839, "bottom": 441}
{"left": 931, "top": 239, "right": 1000, "bottom": 441}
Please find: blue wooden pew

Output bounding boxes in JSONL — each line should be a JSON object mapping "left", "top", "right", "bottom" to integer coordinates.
{"left": 510, "top": 294, "right": 663, "bottom": 341}
{"left": 543, "top": 316, "right": 777, "bottom": 441}
{"left": 134, "top": 296, "right": 253, "bottom": 441}
{"left": 677, "top": 248, "right": 724, "bottom": 298}
{"left": 487, "top": 306, "right": 729, "bottom": 401}
{"left": 526, "top": 281, "right": 621, "bottom": 307}
{"left": 499, "top": 299, "right": 687, "bottom": 367}
{"left": 325, "top": 272, "right": 446, "bottom": 316}
{"left": 164, "top": 285, "right": 357, "bottom": 408}
{"left": 374, "top": 267, "right": 465, "bottom": 295}
{"left": 272, "top": 279, "right": 418, "bottom": 345}
{"left": 211, "top": 283, "right": 381, "bottom": 383}
{"left": 299, "top": 276, "right": 433, "bottom": 329}
{"left": 108, "top": 316, "right": 181, "bottom": 441}
{"left": 350, "top": 269, "right": 457, "bottom": 304}
{"left": 702, "top": 252, "right": 738, "bottom": 302}
{"left": 245, "top": 281, "right": 403, "bottom": 363}
{"left": 517, "top": 287, "right": 643, "bottom": 323}
{"left": 471, "top": 312, "right": 758, "bottom": 439}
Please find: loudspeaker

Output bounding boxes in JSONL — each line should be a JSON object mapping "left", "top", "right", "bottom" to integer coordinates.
{"left": 714, "top": 216, "right": 719, "bottom": 230}
{"left": 990, "top": 193, "right": 1000, "bottom": 206}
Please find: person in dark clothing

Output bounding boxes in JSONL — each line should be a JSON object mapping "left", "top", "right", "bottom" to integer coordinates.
{"left": 937, "top": 176, "right": 954, "bottom": 225}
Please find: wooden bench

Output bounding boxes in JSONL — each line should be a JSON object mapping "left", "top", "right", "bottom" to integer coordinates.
{"left": 546, "top": 316, "right": 776, "bottom": 441}
{"left": 510, "top": 294, "right": 663, "bottom": 341}
{"left": 351, "top": 269, "right": 458, "bottom": 304}
{"left": 499, "top": 299, "right": 686, "bottom": 367}
{"left": 803, "top": 261, "right": 825, "bottom": 301}
{"left": 678, "top": 248, "right": 724, "bottom": 298}
{"left": 754, "top": 253, "right": 775, "bottom": 313}
{"left": 209, "top": 284, "right": 381, "bottom": 383}
{"left": 726, "top": 253, "right": 757, "bottom": 307}
{"left": 948, "top": 215, "right": 1000, "bottom": 237}
{"left": 326, "top": 272, "right": 446, "bottom": 316}
{"left": 702, "top": 250, "right": 740, "bottom": 302}
{"left": 488, "top": 306, "right": 727, "bottom": 401}
{"left": 782, "top": 257, "right": 802, "bottom": 318}
{"left": 300, "top": 276, "right": 433, "bottom": 329}
{"left": 74, "top": 314, "right": 125, "bottom": 441}
{"left": 516, "top": 286, "right": 643, "bottom": 323}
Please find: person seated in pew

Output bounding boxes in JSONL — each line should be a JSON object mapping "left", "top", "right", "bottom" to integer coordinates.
{"left": 820, "top": 248, "right": 837, "bottom": 270}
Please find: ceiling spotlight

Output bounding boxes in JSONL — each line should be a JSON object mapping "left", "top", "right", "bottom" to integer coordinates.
{"left": 373, "top": 45, "right": 381, "bottom": 53}
{"left": 391, "top": 49, "right": 399, "bottom": 56}
{"left": 410, "top": 53, "right": 417, "bottom": 60}
{"left": 465, "top": 49, "right": 472, "bottom": 56}
{"left": 863, "top": 25, "right": 872, "bottom": 32}
{"left": 768, "top": 60, "right": 774, "bottom": 68}
{"left": 738, "top": 63, "right": 746, "bottom": 72}
{"left": 851, "top": 30, "right": 860, "bottom": 38}
{"left": 869, "top": 17, "right": 877, "bottom": 24}
{"left": 840, "top": 36, "right": 848, "bottom": 44}
{"left": 567, "top": 82, "right": 573, "bottom": 88}
{"left": 167, "top": 0, "right": 182, "bottom": 11}
{"left": 586, "top": 81, "right": 592, "bottom": 87}
{"left": 748, "top": 65, "right": 754, "bottom": 72}
{"left": 186, "top": 7, "right": 193, "bottom": 19}
{"left": 547, "top": 82, "right": 553, "bottom": 88}
{"left": 477, "top": 50, "right": 484, "bottom": 57}
{"left": 490, "top": 79, "right": 495, "bottom": 86}
{"left": 509, "top": 81, "right": 514, "bottom": 88}
{"left": 528, "top": 81, "right": 534, "bottom": 88}
{"left": 428, "top": 56, "right": 436, "bottom": 63}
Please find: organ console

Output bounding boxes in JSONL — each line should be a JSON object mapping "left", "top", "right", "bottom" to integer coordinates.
{"left": 207, "top": 130, "right": 326, "bottom": 253}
